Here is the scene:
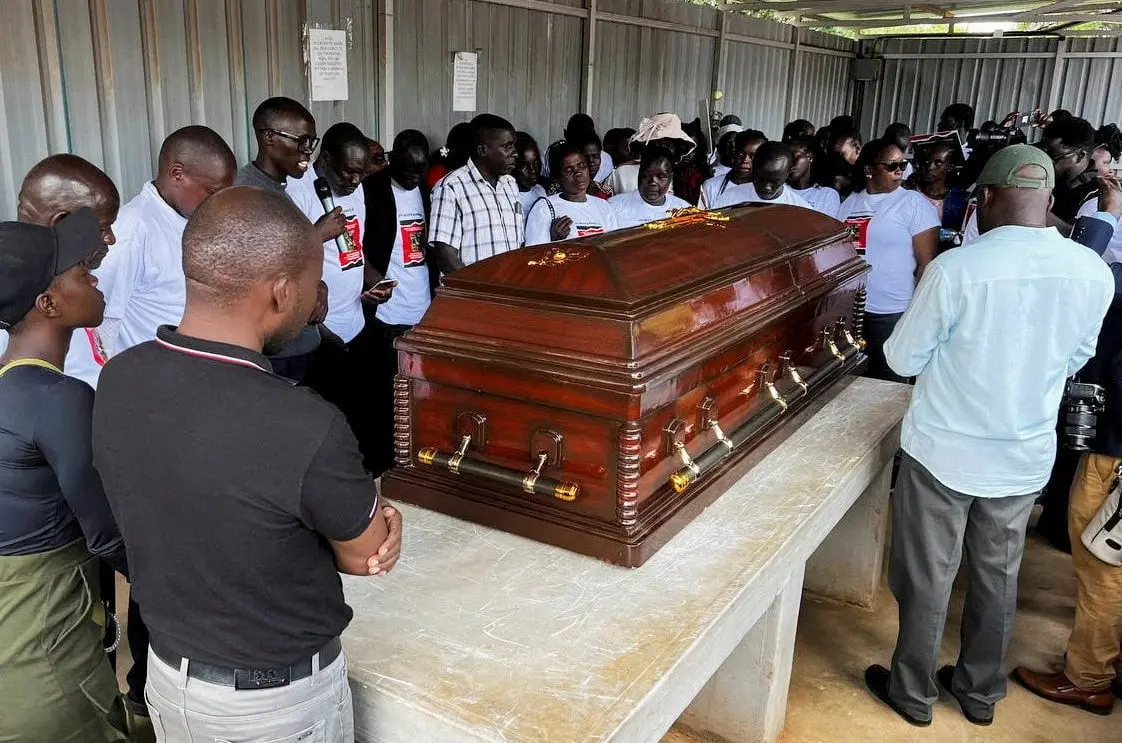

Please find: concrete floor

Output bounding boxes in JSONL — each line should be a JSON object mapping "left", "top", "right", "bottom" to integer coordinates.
{"left": 118, "top": 522, "right": 1119, "bottom": 743}
{"left": 664, "top": 524, "right": 1121, "bottom": 743}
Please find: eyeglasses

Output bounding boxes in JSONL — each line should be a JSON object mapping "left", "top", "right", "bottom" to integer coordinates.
{"left": 259, "top": 129, "right": 320, "bottom": 152}
{"left": 1049, "top": 148, "right": 1083, "bottom": 164}
{"left": 876, "top": 160, "right": 909, "bottom": 172}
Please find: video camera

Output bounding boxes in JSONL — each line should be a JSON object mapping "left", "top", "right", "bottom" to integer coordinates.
{"left": 967, "top": 109, "right": 1045, "bottom": 151}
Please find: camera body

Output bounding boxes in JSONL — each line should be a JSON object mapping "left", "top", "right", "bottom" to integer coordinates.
{"left": 1061, "top": 380, "right": 1107, "bottom": 451}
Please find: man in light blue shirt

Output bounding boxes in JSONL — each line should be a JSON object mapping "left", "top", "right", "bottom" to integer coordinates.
{"left": 864, "top": 145, "right": 1114, "bottom": 728}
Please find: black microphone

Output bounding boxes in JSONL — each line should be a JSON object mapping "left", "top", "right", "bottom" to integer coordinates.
{"left": 313, "top": 177, "right": 348, "bottom": 254}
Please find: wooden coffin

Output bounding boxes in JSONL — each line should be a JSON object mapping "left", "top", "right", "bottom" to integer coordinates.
{"left": 383, "top": 204, "right": 868, "bottom": 567}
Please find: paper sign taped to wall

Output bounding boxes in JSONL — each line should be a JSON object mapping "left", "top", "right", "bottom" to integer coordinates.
{"left": 453, "top": 52, "right": 478, "bottom": 112}
{"left": 309, "top": 28, "right": 348, "bottom": 102}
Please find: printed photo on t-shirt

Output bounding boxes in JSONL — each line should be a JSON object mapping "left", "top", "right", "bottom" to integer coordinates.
{"left": 400, "top": 219, "right": 426, "bottom": 267}
{"left": 339, "top": 216, "right": 365, "bottom": 271}
{"left": 575, "top": 224, "right": 605, "bottom": 238}
{"left": 845, "top": 215, "right": 873, "bottom": 254}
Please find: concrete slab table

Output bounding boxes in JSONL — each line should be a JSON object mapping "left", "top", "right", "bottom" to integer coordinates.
{"left": 342, "top": 377, "right": 910, "bottom": 743}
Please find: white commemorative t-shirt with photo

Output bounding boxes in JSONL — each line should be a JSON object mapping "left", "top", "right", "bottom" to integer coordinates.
{"left": 608, "top": 190, "right": 691, "bottom": 229}
{"left": 708, "top": 182, "right": 813, "bottom": 211}
{"left": 838, "top": 188, "right": 941, "bottom": 315}
{"left": 524, "top": 194, "right": 619, "bottom": 246}
{"left": 698, "top": 175, "right": 729, "bottom": 210}
{"left": 376, "top": 183, "right": 430, "bottom": 327}
{"left": 607, "top": 163, "right": 640, "bottom": 195}
{"left": 792, "top": 185, "right": 842, "bottom": 219}
{"left": 286, "top": 172, "right": 367, "bottom": 343}
{"left": 517, "top": 184, "right": 547, "bottom": 220}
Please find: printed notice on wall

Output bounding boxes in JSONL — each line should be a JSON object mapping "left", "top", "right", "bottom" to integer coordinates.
{"left": 452, "top": 52, "right": 478, "bottom": 112}
{"left": 309, "top": 29, "right": 348, "bottom": 101}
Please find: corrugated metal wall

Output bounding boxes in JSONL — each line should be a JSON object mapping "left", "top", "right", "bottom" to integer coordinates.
{"left": 0, "top": 0, "right": 378, "bottom": 221}
{"left": 1057, "top": 37, "right": 1122, "bottom": 126}
{"left": 393, "top": 0, "right": 585, "bottom": 152}
{"left": 858, "top": 35, "right": 1122, "bottom": 142}
{"left": 593, "top": 27, "right": 717, "bottom": 133}
{"left": 0, "top": 0, "right": 859, "bottom": 221}
{"left": 797, "top": 48, "right": 855, "bottom": 135}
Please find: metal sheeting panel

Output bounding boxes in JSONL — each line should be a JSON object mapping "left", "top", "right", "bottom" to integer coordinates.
{"left": 796, "top": 51, "right": 854, "bottom": 132}
{"left": 721, "top": 41, "right": 791, "bottom": 138}
{"left": 0, "top": 0, "right": 379, "bottom": 221}
{"left": 599, "top": 0, "right": 718, "bottom": 29}
{"left": 592, "top": 22, "right": 716, "bottom": 131}
{"left": 716, "top": 30, "right": 853, "bottom": 138}
{"left": 0, "top": 0, "right": 860, "bottom": 221}
{"left": 859, "top": 37, "right": 1059, "bottom": 140}
{"left": 393, "top": 0, "right": 584, "bottom": 151}
{"left": 1057, "top": 37, "right": 1122, "bottom": 127}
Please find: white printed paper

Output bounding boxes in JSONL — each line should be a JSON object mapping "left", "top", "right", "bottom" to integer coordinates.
{"left": 309, "top": 29, "right": 348, "bottom": 102}
{"left": 452, "top": 52, "right": 478, "bottom": 112}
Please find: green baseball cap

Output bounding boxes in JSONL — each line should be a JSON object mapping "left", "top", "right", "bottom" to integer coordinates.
{"left": 976, "top": 144, "right": 1055, "bottom": 190}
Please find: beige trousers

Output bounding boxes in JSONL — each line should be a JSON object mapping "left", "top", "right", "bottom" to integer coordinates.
{"left": 1064, "top": 452, "right": 1122, "bottom": 692}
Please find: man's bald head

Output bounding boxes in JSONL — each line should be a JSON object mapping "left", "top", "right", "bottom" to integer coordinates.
{"left": 158, "top": 125, "right": 236, "bottom": 179}
{"left": 18, "top": 154, "right": 119, "bottom": 223}
{"left": 18, "top": 154, "right": 120, "bottom": 267}
{"left": 156, "top": 125, "right": 236, "bottom": 218}
{"left": 183, "top": 186, "right": 321, "bottom": 354}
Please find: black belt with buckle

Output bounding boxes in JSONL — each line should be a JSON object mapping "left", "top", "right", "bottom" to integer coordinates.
{"left": 151, "top": 637, "right": 342, "bottom": 690}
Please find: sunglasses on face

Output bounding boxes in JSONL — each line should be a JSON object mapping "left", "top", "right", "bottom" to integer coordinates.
{"left": 876, "top": 160, "right": 909, "bottom": 173}
{"left": 260, "top": 128, "right": 320, "bottom": 152}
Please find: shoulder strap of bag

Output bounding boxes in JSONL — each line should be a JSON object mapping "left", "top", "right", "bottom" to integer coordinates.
{"left": 532, "top": 195, "right": 556, "bottom": 222}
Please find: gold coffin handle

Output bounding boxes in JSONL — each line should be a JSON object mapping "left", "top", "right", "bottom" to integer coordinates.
{"left": 417, "top": 437, "right": 580, "bottom": 502}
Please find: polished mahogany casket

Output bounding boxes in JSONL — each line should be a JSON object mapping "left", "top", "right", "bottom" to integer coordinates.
{"left": 383, "top": 204, "right": 868, "bottom": 566}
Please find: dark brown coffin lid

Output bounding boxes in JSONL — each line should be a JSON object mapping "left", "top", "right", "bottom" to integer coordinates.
{"left": 443, "top": 203, "right": 852, "bottom": 312}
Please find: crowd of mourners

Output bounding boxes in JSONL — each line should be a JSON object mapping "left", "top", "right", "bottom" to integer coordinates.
{"left": 2, "top": 91, "right": 1122, "bottom": 743}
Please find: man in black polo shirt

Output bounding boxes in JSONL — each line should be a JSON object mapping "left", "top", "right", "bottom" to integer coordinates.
{"left": 93, "top": 186, "right": 402, "bottom": 742}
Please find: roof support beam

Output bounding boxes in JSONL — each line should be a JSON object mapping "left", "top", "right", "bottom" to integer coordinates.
{"left": 797, "top": 11, "right": 1122, "bottom": 28}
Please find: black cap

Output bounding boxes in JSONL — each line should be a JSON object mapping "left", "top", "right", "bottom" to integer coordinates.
{"left": 0, "top": 208, "right": 100, "bottom": 330}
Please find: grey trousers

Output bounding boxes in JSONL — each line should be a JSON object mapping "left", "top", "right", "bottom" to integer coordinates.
{"left": 888, "top": 452, "right": 1037, "bottom": 721}
{"left": 145, "top": 646, "right": 354, "bottom": 742}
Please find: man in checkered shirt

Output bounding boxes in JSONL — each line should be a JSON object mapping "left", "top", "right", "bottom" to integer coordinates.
{"left": 429, "top": 114, "right": 524, "bottom": 272}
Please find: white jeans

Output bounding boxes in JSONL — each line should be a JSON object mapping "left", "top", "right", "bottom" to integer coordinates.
{"left": 144, "top": 646, "right": 354, "bottom": 743}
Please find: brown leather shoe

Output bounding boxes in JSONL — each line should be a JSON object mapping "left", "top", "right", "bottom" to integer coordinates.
{"left": 1012, "top": 667, "right": 1114, "bottom": 716}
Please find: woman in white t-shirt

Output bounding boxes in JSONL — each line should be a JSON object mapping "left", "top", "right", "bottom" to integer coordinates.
{"left": 609, "top": 147, "right": 690, "bottom": 229}
{"left": 525, "top": 142, "right": 619, "bottom": 246}
{"left": 700, "top": 130, "right": 767, "bottom": 210}
{"left": 514, "top": 132, "right": 547, "bottom": 218}
{"left": 837, "top": 138, "right": 940, "bottom": 382}
{"left": 786, "top": 136, "right": 842, "bottom": 218}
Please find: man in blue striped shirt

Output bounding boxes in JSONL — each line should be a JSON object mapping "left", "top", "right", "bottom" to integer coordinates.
{"left": 864, "top": 145, "right": 1114, "bottom": 728}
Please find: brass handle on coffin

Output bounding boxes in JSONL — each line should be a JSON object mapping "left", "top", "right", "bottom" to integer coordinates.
{"left": 667, "top": 335, "right": 862, "bottom": 494}
{"left": 417, "top": 435, "right": 581, "bottom": 502}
